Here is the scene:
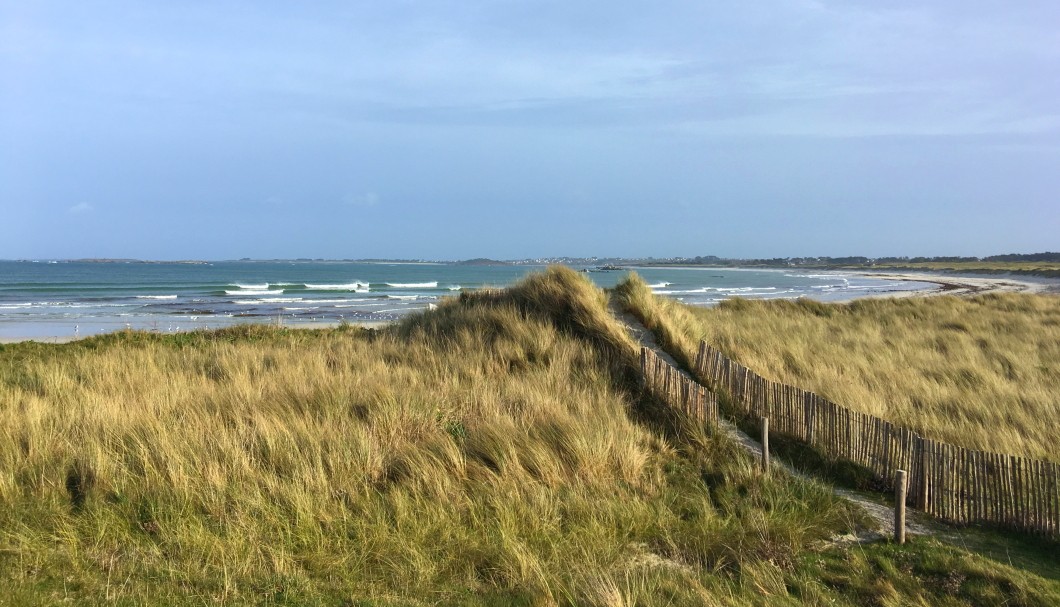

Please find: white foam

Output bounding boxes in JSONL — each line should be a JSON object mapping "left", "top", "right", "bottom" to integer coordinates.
{"left": 304, "top": 282, "right": 370, "bottom": 291}
{"left": 386, "top": 295, "right": 419, "bottom": 300}
{"left": 716, "top": 287, "right": 775, "bottom": 292}
{"left": 386, "top": 281, "right": 437, "bottom": 288}
{"left": 784, "top": 273, "right": 849, "bottom": 279}
{"left": 448, "top": 285, "right": 462, "bottom": 291}
{"left": 225, "top": 289, "right": 283, "bottom": 295}
{"left": 654, "top": 287, "right": 713, "bottom": 295}
{"left": 647, "top": 282, "right": 671, "bottom": 289}
{"left": 136, "top": 295, "right": 178, "bottom": 300}
{"left": 232, "top": 283, "right": 269, "bottom": 290}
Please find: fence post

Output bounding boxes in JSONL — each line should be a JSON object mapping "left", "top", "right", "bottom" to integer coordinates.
{"left": 761, "top": 417, "right": 770, "bottom": 474}
{"left": 804, "top": 392, "right": 815, "bottom": 445}
{"left": 895, "top": 469, "right": 907, "bottom": 544}
{"left": 918, "top": 437, "right": 929, "bottom": 511}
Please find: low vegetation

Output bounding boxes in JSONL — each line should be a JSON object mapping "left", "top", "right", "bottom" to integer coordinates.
{"left": 0, "top": 267, "right": 1057, "bottom": 604}
{"left": 615, "top": 273, "right": 1060, "bottom": 461}
{"left": 860, "top": 261, "right": 1060, "bottom": 278}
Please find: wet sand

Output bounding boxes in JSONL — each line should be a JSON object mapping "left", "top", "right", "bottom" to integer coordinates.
{"left": 855, "top": 272, "right": 1057, "bottom": 299}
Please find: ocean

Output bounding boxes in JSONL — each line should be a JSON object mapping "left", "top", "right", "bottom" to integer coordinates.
{"left": 0, "top": 261, "right": 935, "bottom": 339}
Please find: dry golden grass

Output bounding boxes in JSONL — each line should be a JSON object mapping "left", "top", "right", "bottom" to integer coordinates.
{"left": 1, "top": 267, "right": 1057, "bottom": 605}
{"left": 616, "top": 273, "right": 1060, "bottom": 461}
{"left": 0, "top": 267, "right": 872, "bottom": 605}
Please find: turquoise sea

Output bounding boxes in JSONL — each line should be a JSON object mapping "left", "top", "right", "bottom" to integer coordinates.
{"left": 0, "top": 261, "right": 936, "bottom": 339}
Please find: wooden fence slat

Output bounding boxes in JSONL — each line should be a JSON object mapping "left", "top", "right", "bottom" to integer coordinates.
{"left": 979, "top": 450, "right": 988, "bottom": 524}
{"left": 969, "top": 449, "right": 978, "bottom": 524}
{"left": 1020, "top": 456, "right": 1028, "bottom": 531}
{"left": 975, "top": 450, "right": 985, "bottom": 525}
{"left": 995, "top": 452, "right": 1004, "bottom": 525}
{"left": 940, "top": 442, "right": 948, "bottom": 521}
{"left": 688, "top": 340, "right": 1057, "bottom": 537}
{"left": 932, "top": 439, "right": 941, "bottom": 517}
{"left": 1003, "top": 454, "right": 1013, "bottom": 527}
{"left": 1035, "top": 459, "right": 1043, "bottom": 534}
{"left": 1042, "top": 460, "right": 1051, "bottom": 535}
{"left": 1018, "top": 456, "right": 1027, "bottom": 531}
{"left": 1041, "top": 459, "right": 1049, "bottom": 534}
{"left": 962, "top": 444, "right": 970, "bottom": 525}
{"left": 1047, "top": 462, "right": 1053, "bottom": 534}
{"left": 1047, "top": 460, "right": 1055, "bottom": 535}
{"left": 918, "top": 437, "right": 928, "bottom": 515}
{"left": 965, "top": 447, "right": 973, "bottom": 524}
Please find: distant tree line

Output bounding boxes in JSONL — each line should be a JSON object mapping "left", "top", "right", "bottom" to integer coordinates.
{"left": 981, "top": 252, "right": 1060, "bottom": 262}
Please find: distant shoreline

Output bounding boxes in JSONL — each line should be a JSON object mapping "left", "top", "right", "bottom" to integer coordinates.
{"left": 3, "top": 270, "right": 1056, "bottom": 345}
{"left": 852, "top": 271, "right": 1058, "bottom": 298}
{"left": 626, "top": 264, "right": 1060, "bottom": 298}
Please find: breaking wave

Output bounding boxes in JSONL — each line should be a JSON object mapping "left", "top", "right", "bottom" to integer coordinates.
{"left": 225, "top": 289, "right": 284, "bottom": 296}
{"left": 304, "top": 282, "right": 369, "bottom": 291}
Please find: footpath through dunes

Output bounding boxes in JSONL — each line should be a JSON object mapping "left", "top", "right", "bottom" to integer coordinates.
{"left": 613, "top": 273, "right": 1060, "bottom": 462}
{"left": 612, "top": 273, "right": 1060, "bottom": 552}
{"left": 1, "top": 266, "right": 1058, "bottom": 605}
{"left": 606, "top": 297, "right": 934, "bottom": 541}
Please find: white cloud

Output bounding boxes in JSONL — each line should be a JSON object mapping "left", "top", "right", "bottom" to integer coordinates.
{"left": 68, "top": 202, "right": 93, "bottom": 214}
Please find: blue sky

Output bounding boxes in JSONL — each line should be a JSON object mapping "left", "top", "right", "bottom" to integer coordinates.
{"left": 2, "top": 1, "right": 1058, "bottom": 260}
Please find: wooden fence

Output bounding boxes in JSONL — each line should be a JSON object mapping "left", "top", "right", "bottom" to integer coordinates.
{"left": 693, "top": 341, "right": 1059, "bottom": 537}
{"left": 640, "top": 347, "right": 718, "bottom": 426}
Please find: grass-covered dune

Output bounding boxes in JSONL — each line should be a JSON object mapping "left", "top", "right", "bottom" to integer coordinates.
{"left": 615, "top": 274, "right": 1060, "bottom": 461}
{"left": 1, "top": 267, "right": 1058, "bottom": 605}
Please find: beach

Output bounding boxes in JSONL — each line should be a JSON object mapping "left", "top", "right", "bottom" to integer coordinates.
{"left": 2, "top": 265, "right": 1057, "bottom": 344}
{"left": 856, "top": 271, "right": 1058, "bottom": 298}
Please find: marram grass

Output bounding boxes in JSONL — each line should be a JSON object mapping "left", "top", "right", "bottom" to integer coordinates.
{"left": 615, "top": 273, "right": 1060, "bottom": 461}
{"left": 0, "top": 267, "right": 1057, "bottom": 605}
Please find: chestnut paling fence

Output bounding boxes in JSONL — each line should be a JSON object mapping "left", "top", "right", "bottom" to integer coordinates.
{"left": 640, "top": 347, "right": 718, "bottom": 427}
{"left": 688, "top": 341, "right": 1059, "bottom": 537}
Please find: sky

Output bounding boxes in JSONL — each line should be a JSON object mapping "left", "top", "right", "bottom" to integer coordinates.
{"left": 2, "top": 1, "right": 1058, "bottom": 260}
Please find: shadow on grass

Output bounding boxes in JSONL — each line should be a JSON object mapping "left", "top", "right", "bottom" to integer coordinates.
{"left": 717, "top": 397, "right": 1060, "bottom": 582}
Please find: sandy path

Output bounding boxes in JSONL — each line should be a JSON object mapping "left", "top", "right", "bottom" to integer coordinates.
{"left": 608, "top": 299, "right": 934, "bottom": 542}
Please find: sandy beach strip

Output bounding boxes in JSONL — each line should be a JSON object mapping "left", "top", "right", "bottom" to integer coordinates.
{"left": 858, "top": 272, "right": 1059, "bottom": 298}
